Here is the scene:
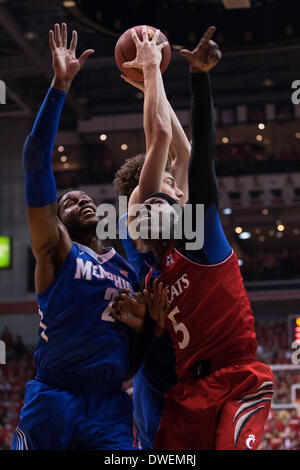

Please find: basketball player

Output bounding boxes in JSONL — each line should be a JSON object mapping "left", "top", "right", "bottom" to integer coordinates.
{"left": 11, "top": 23, "right": 151, "bottom": 451}
{"left": 116, "top": 27, "right": 274, "bottom": 450}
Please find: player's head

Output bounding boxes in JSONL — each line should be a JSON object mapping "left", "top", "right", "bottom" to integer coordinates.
{"left": 57, "top": 190, "right": 99, "bottom": 238}
{"left": 137, "top": 192, "right": 182, "bottom": 245}
{"left": 113, "top": 153, "right": 184, "bottom": 205}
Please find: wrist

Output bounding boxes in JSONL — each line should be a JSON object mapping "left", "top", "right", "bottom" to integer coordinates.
{"left": 51, "top": 76, "right": 72, "bottom": 93}
{"left": 143, "top": 62, "right": 161, "bottom": 73}
{"left": 189, "top": 65, "right": 206, "bottom": 74}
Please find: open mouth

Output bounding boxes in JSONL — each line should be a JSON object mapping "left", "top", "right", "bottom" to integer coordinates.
{"left": 79, "top": 206, "right": 96, "bottom": 217}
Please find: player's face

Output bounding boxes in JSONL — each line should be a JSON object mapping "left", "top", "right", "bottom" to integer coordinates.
{"left": 162, "top": 172, "right": 184, "bottom": 206}
{"left": 58, "top": 191, "right": 99, "bottom": 233}
{"left": 138, "top": 196, "right": 180, "bottom": 242}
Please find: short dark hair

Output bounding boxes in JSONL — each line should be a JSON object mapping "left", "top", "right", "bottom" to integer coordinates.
{"left": 113, "top": 153, "right": 173, "bottom": 199}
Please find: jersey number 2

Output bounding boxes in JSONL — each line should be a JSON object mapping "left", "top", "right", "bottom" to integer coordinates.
{"left": 101, "top": 288, "right": 119, "bottom": 322}
{"left": 168, "top": 306, "right": 190, "bottom": 349}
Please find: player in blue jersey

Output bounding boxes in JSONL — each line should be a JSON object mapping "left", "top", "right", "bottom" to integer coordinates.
{"left": 112, "top": 27, "right": 223, "bottom": 449}
{"left": 11, "top": 23, "right": 151, "bottom": 451}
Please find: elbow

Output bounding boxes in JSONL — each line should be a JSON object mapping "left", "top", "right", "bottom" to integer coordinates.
{"left": 153, "top": 121, "right": 172, "bottom": 144}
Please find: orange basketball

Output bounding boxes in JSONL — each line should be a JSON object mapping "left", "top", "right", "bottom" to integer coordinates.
{"left": 114, "top": 25, "right": 171, "bottom": 82}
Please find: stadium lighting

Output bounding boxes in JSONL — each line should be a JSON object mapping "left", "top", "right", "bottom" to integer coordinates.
{"left": 60, "top": 155, "right": 68, "bottom": 163}
{"left": 238, "top": 232, "right": 251, "bottom": 239}
{"left": 63, "top": 1, "right": 76, "bottom": 7}
{"left": 256, "top": 135, "right": 263, "bottom": 142}
{"left": 121, "top": 144, "right": 128, "bottom": 151}
{"left": 277, "top": 224, "right": 285, "bottom": 232}
{"left": 258, "top": 123, "right": 265, "bottom": 130}
{"left": 235, "top": 226, "right": 243, "bottom": 234}
{"left": 222, "top": 137, "right": 229, "bottom": 144}
{"left": 57, "top": 145, "right": 64, "bottom": 152}
{"left": 222, "top": 208, "right": 232, "bottom": 215}
{"left": 262, "top": 208, "right": 269, "bottom": 215}
{"left": 99, "top": 134, "right": 107, "bottom": 141}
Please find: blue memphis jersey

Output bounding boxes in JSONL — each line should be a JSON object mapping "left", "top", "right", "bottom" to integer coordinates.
{"left": 118, "top": 213, "right": 158, "bottom": 281}
{"left": 34, "top": 242, "right": 138, "bottom": 391}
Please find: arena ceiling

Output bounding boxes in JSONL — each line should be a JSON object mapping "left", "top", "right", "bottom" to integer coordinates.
{"left": 0, "top": 0, "right": 299, "bottom": 127}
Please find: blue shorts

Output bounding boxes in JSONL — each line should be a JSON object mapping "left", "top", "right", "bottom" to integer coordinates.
{"left": 12, "top": 379, "right": 135, "bottom": 450}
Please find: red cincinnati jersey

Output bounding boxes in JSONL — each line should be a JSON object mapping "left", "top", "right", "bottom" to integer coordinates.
{"left": 146, "top": 245, "right": 258, "bottom": 379}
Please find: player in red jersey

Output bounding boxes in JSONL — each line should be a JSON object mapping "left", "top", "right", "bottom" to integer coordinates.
{"left": 117, "top": 26, "right": 274, "bottom": 450}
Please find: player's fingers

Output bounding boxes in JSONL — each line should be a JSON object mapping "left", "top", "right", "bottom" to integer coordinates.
{"left": 201, "top": 26, "right": 216, "bottom": 44}
{"left": 110, "top": 308, "right": 120, "bottom": 322}
{"left": 142, "top": 25, "right": 148, "bottom": 41}
{"left": 54, "top": 23, "right": 62, "bottom": 47}
{"left": 179, "top": 49, "right": 193, "bottom": 59}
{"left": 49, "top": 30, "right": 56, "bottom": 51}
{"left": 131, "top": 28, "right": 140, "bottom": 46}
{"left": 78, "top": 49, "right": 94, "bottom": 67}
{"left": 158, "top": 41, "right": 169, "bottom": 51}
{"left": 133, "top": 292, "right": 146, "bottom": 303}
{"left": 208, "top": 47, "right": 222, "bottom": 63}
{"left": 122, "top": 60, "right": 137, "bottom": 68}
{"left": 69, "top": 29, "right": 78, "bottom": 52}
{"left": 153, "top": 28, "right": 161, "bottom": 43}
{"left": 61, "top": 22, "right": 67, "bottom": 48}
{"left": 143, "top": 289, "right": 153, "bottom": 309}
{"left": 121, "top": 74, "right": 145, "bottom": 92}
{"left": 157, "top": 282, "right": 164, "bottom": 301}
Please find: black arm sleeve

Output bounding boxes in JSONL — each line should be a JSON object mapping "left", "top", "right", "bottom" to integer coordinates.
{"left": 188, "top": 72, "right": 219, "bottom": 210}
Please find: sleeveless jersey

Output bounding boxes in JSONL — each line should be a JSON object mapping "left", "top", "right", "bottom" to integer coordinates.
{"left": 146, "top": 245, "right": 257, "bottom": 380}
{"left": 34, "top": 242, "right": 138, "bottom": 391}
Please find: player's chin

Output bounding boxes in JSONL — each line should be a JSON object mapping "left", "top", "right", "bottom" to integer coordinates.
{"left": 78, "top": 215, "right": 99, "bottom": 228}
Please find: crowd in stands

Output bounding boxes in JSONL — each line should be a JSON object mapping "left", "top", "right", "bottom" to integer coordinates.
{"left": 259, "top": 409, "right": 300, "bottom": 450}
{"left": 241, "top": 247, "right": 300, "bottom": 281}
{"left": 0, "top": 328, "right": 34, "bottom": 450}
{"left": 215, "top": 143, "right": 300, "bottom": 175}
{"left": 54, "top": 142, "right": 300, "bottom": 190}
{"left": 0, "top": 315, "right": 299, "bottom": 450}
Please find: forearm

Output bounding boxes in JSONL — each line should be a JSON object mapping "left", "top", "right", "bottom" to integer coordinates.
{"left": 188, "top": 72, "right": 218, "bottom": 208}
{"left": 138, "top": 64, "right": 172, "bottom": 199}
{"left": 143, "top": 63, "right": 171, "bottom": 148}
{"left": 23, "top": 82, "right": 67, "bottom": 207}
{"left": 168, "top": 104, "right": 191, "bottom": 202}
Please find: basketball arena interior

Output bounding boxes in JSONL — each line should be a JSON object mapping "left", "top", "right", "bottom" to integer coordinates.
{"left": 0, "top": 0, "right": 300, "bottom": 451}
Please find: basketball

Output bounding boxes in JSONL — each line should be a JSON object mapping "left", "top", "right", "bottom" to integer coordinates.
{"left": 114, "top": 25, "right": 171, "bottom": 82}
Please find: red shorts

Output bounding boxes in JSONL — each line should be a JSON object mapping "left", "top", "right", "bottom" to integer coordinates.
{"left": 153, "top": 360, "right": 274, "bottom": 450}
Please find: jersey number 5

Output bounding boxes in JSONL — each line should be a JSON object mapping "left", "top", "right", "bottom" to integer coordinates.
{"left": 168, "top": 306, "right": 190, "bottom": 349}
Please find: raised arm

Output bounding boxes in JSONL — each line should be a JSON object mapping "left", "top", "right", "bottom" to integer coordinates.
{"left": 179, "top": 28, "right": 231, "bottom": 264}
{"left": 180, "top": 26, "right": 221, "bottom": 209}
{"left": 121, "top": 74, "right": 191, "bottom": 204}
{"left": 123, "top": 27, "right": 172, "bottom": 207}
{"left": 24, "top": 23, "right": 94, "bottom": 293}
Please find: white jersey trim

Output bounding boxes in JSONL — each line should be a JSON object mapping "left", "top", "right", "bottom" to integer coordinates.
{"left": 76, "top": 243, "right": 116, "bottom": 265}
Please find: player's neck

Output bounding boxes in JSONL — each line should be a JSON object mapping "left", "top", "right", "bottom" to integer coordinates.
{"left": 73, "top": 231, "right": 104, "bottom": 255}
{"left": 149, "top": 239, "right": 172, "bottom": 265}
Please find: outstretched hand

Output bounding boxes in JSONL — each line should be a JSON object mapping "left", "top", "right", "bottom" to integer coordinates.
{"left": 49, "top": 23, "right": 94, "bottom": 91}
{"left": 111, "top": 290, "right": 146, "bottom": 333}
{"left": 179, "top": 26, "right": 222, "bottom": 73}
{"left": 122, "top": 25, "right": 168, "bottom": 71}
{"left": 143, "top": 278, "right": 169, "bottom": 337}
